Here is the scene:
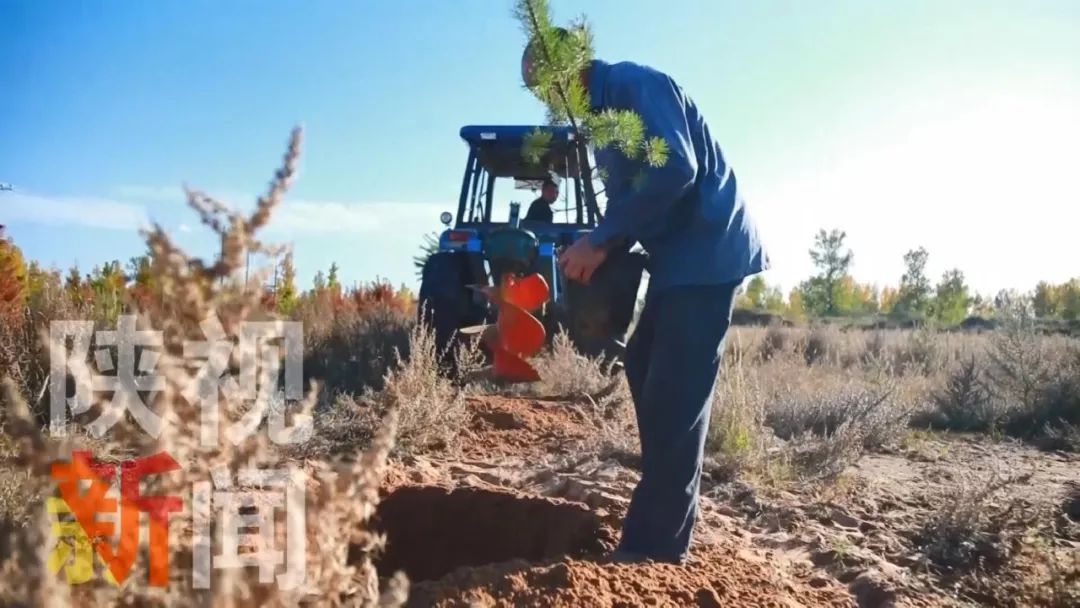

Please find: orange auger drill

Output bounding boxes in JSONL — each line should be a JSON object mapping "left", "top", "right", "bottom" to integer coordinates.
{"left": 472, "top": 272, "right": 550, "bottom": 382}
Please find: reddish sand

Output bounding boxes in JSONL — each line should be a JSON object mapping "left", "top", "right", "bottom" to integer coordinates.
{"left": 372, "top": 396, "right": 855, "bottom": 607}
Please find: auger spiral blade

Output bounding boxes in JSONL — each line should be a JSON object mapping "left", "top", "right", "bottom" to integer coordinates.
{"left": 473, "top": 273, "right": 549, "bottom": 382}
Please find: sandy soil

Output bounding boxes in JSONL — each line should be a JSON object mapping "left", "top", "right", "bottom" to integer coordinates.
{"left": 369, "top": 396, "right": 1079, "bottom": 607}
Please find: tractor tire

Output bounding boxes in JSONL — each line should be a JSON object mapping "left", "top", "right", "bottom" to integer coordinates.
{"left": 418, "top": 252, "right": 477, "bottom": 362}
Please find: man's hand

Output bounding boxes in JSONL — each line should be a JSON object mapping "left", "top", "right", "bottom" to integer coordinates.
{"left": 559, "top": 237, "right": 608, "bottom": 284}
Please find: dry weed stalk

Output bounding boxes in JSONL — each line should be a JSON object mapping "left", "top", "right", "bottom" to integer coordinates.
{"left": 0, "top": 128, "right": 405, "bottom": 606}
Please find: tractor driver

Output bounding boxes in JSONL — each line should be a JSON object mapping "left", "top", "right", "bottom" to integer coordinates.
{"left": 523, "top": 178, "right": 558, "bottom": 223}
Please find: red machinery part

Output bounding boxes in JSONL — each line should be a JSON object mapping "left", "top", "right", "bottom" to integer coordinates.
{"left": 478, "top": 273, "right": 549, "bottom": 382}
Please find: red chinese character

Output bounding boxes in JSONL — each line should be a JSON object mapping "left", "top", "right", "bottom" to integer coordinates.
{"left": 51, "top": 451, "right": 182, "bottom": 586}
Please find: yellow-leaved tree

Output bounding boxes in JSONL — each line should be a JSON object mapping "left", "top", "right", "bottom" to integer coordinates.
{"left": 0, "top": 236, "right": 28, "bottom": 325}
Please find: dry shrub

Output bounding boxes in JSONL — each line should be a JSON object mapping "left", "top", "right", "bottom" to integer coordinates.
{"left": 801, "top": 325, "right": 840, "bottom": 366}
{"left": 894, "top": 314, "right": 1080, "bottom": 449}
{"left": 289, "top": 393, "right": 381, "bottom": 460}
{"left": 912, "top": 469, "right": 1034, "bottom": 574}
{"left": 891, "top": 328, "right": 946, "bottom": 375}
{"left": 359, "top": 321, "right": 465, "bottom": 456}
{"left": 921, "top": 355, "right": 1006, "bottom": 432}
{"left": 929, "top": 315, "right": 1080, "bottom": 449}
{"left": 861, "top": 330, "right": 888, "bottom": 367}
{"left": 988, "top": 315, "right": 1055, "bottom": 409}
{"left": 705, "top": 329, "right": 918, "bottom": 481}
{"left": 0, "top": 317, "right": 40, "bottom": 406}
{"left": 0, "top": 128, "right": 406, "bottom": 606}
{"left": 785, "top": 423, "right": 865, "bottom": 481}
{"left": 724, "top": 324, "right": 764, "bottom": 365}
{"left": 770, "top": 383, "right": 910, "bottom": 479}
{"left": 1005, "top": 346, "right": 1080, "bottom": 450}
{"left": 303, "top": 306, "right": 412, "bottom": 396}
{"left": 758, "top": 323, "right": 791, "bottom": 361}
{"left": 505, "top": 331, "right": 635, "bottom": 455}
{"left": 294, "top": 319, "right": 469, "bottom": 459}
{"left": 450, "top": 333, "right": 486, "bottom": 386}
{"left": 593, "top": 390, "right": 638, "bottom": 457}
{"left": 528, "top": 330, "right": 620, "bottom": 400}
{"left": 0, "top": 392, "right": 52, "bottom": 546}
{"left": 762, "top": 351, "right": 913, "bottom": 451}
{"left": 1041, "top": 420, "right": 1080, "bottom": 452}
{"left": 0, "top": 291, "right": 86, "bottom": 412}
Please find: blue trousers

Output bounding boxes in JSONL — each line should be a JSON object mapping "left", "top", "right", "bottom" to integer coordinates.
{"left": 618, "top": 281, "right": 739, "bottom": 562}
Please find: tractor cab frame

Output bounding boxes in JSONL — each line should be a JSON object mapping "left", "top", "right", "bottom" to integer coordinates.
{"left": 456, "top": 125, "right": 601, "bottom": 229}
{"left": 418, "top": 125, "right": 646, "bottom": 364}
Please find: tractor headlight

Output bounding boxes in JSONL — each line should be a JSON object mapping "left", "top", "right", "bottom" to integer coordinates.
{"left": 439, "top": 211, "right": 452, "bottom": 226}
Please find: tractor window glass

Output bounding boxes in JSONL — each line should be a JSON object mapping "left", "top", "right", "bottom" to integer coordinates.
{"left": 489, "top": 178, "right": 577, "bottom": 224}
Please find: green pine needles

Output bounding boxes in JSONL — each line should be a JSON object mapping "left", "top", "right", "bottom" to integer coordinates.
{"left": 514, "top": 0, "right": 669, "bottom": 172}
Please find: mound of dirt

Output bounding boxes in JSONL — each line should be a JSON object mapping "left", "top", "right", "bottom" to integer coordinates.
{"left": 374, "top": 486, "right": 615, "bottom": 582}
{"left": 407, "top": 543, "right": 852, "bottom": 607}
{"left": 461, "top": 396, "right": 598, "bottom": 459}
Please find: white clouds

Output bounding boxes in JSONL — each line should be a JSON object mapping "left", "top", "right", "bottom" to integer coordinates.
{"left": 269, "top": 200, "right": 446, "bottom": 234}
{"left": 3, "top": 188, "right": 448, "bottom": 288}
{"left": 111, "top": 184, "right": 185, "bottom": 203}
{"left": 5, "top": 185, "right": 448, "bottom": 241}
{"left": 0, "top": 191, "right": 150, "bottom": 231}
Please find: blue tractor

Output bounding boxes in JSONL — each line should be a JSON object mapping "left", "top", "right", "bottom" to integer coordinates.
{"left": 418, "top": 125, "right": 646, "bottom": 364}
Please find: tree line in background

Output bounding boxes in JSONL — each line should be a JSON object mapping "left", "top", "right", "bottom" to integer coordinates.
{"left": 1, "top": 228, "right": 1077, "bottom": 328}
{"left": 0, "top": 237, "right": 414, "bottom": 327}
{"left": 734, "top": 228, "right": 1080, "bottom": 325}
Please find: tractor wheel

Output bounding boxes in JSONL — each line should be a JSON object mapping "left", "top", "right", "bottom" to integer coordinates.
{"left": 418, "top": 252, "right": 476, "bottom": 362}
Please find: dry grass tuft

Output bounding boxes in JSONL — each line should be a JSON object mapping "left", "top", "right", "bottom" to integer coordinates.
{"left": 708, "top": 332, "right": 770, "bottom": 480}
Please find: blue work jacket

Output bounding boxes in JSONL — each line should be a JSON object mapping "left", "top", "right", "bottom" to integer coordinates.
{"left": 587, "top": 59, "right": 770, "bottom": 288}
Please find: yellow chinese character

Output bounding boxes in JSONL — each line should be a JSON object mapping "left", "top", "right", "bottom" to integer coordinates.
{"left": 47, "top": 497, "right": 119, "bottom": 586}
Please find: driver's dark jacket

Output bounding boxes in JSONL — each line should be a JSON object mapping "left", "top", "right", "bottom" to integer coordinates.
{"left": 585, "top": 59, "right": 769, "bottom": 289}
{"left": 524, "top": 197, "right": 553, "bottom": 223}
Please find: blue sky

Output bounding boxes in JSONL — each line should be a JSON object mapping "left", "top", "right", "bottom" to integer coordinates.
{"left": 3, "top": 0, "right": 1079, "bottom": 295}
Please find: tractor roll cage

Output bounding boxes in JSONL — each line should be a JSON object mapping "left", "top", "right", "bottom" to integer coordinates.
{"left": 456, "top": 125, "right": 603, "bottom": 227}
